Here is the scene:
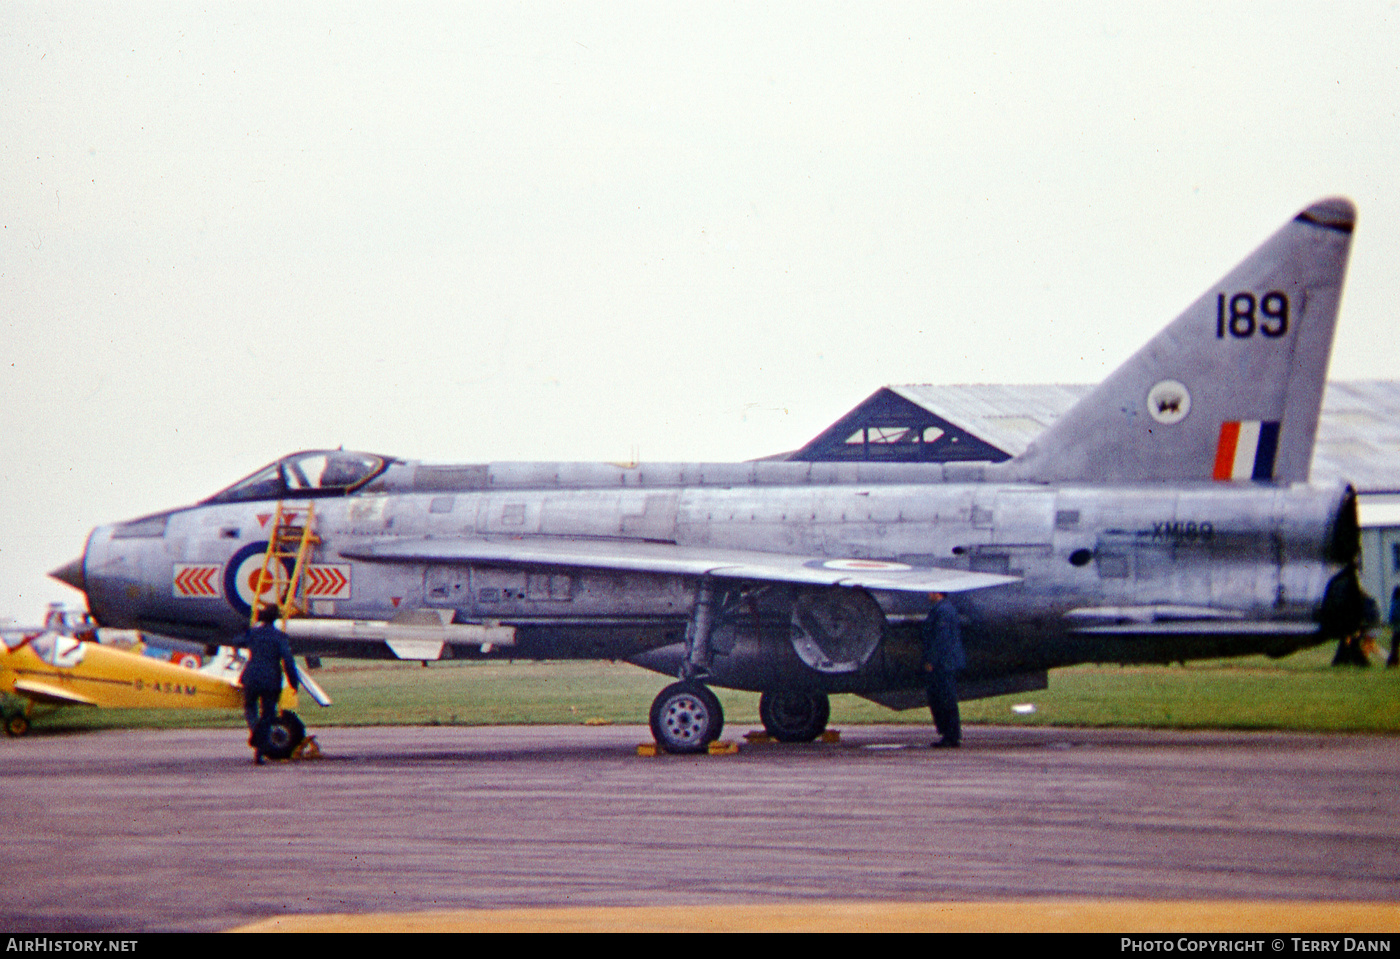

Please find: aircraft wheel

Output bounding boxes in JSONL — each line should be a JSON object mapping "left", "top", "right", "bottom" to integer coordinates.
{"left": 253, "top": 710, "right": 306, "bottom": 760}
{"left": 5, "top": 713, "right": 30, "bottom": 737}
{"left": 759, "top": 690, "right": 830, "bottom": 743}
{"left": 649, "top": 682, "right": 724, "bottom": 754}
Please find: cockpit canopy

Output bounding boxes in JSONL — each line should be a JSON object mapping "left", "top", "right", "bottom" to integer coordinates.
{"left": 202, "top": 451, "right": 389, "bottom": 504}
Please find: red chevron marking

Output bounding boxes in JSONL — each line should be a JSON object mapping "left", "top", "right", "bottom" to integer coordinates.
{"left": 303, "top": 564, "right": 351, "bottom": 599}
{"left": 172, "top": 565, "right": 220, "bottom": 598}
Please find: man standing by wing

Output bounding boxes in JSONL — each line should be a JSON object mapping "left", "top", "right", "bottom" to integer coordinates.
{"left": 922, "top": 592, "right": 965, "bottom": 749}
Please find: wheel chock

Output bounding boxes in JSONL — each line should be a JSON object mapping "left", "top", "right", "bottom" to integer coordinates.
{"left": 291, "top": 735, "right": 322, "bottom": 760}
{"left": 743, "top": 729, "right": 841, "bottom": 745}
{"left": 637, "top": 741, "right": 739, "bottom": 756}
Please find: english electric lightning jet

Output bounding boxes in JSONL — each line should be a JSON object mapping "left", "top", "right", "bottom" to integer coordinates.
{"left": 51, "top": 198, "right": 1369, "bottom": 753}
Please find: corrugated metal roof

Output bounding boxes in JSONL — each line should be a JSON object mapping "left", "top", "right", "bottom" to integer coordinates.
{"left": 885, "top": 380, "right": 1400, "bottom": 491}
{"left": 890, "top": 384, "right": 1090, "bottom": 457}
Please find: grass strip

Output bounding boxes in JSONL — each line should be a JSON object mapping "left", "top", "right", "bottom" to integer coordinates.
{"left": 11, "top": 643, "right": 1398, "bottom": 735}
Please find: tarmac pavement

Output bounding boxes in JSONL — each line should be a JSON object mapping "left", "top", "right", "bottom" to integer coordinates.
{"left": 1, "top": 723, "right": 1396, "bottom": 932}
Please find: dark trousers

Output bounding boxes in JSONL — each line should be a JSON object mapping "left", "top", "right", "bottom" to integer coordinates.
{"left": 243, "top": 687, "right": 279, "bottom": 732}
{"left": 926, "top": 670, "right": 961, "bottom": 744}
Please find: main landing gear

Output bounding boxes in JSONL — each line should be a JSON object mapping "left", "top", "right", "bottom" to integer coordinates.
{"left": 2, "top": 699, "right": 40, "bottom": 737}
{"left": 648, "top": 577, "right": 838, "bottom": 751}
{"left": 649, "top": 681, "right": 724, "bottom": 754}
{"left": 647, "top": 687, "right": 835, "bottom": 751}
{"left": 649, "top": 577, "right": 726, "bottom": 754}
{"left": 758, "top": 690, "right": 830, "bottom": 742}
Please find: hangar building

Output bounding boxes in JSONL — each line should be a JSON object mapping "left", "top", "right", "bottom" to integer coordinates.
{"left": 787, "top": 381, "right": 1400, "bottom": 611}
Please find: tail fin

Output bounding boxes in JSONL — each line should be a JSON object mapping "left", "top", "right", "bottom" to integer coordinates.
{"left": 1006, "top": 198, "right": 1355, "bottom": 484}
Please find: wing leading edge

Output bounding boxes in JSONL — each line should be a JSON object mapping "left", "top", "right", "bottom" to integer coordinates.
{"left": 342, "top": 537, "right": 1019, "bottom": 594}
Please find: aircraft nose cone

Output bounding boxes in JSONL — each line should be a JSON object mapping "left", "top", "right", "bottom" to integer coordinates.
{"left": 50, "top": 556, "right": 86, "bottom": 592}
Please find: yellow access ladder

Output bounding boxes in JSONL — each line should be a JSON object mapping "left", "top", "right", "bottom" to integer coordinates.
{"left": 249, "top": 502, "right": 319, "bottom": 625}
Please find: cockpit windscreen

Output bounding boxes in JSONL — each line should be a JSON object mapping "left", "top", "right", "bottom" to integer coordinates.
{"left": 203, "top": 451, "right": 387, "bottom": 504}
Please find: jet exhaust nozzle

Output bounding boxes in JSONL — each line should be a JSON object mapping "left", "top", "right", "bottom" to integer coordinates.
{"left": 50, "top": 556, "right": 86, "bottom": 592}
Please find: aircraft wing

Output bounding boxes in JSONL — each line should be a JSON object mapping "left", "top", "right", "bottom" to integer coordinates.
{"left": 12, "top": 679, "right": 99, "bottom": 707}
{"left": 342, "top": 536, "right": 1019, "bottom": 594}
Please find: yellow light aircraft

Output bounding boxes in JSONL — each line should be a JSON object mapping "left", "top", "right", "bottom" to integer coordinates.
{"left": 0, "top": 613, "right": 313, "bottom": 757}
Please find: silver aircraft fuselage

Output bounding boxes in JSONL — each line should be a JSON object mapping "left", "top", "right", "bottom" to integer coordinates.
{"left": 72, "top": 456, "right": 1358, "bottom": 700}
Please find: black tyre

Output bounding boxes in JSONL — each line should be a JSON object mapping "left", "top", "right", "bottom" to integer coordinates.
{"left": 759, "top": 690, "right": 830, "bottom": 742}
{"left": 649, "top": 682, "right": 724, "bottom": 754}
{"left": 4, "top": 713, "right": 30, "bottom": 737}
{"left": 253, "top": 710, "right": 306, "bottom": 760}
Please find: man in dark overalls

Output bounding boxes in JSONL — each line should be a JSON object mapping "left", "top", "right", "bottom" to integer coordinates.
{"left": 1388, "top": 585, "right": 1400, "bottom": 669}
{"left": 921, "top": 591, "right": 965, "bottom": 749}
{"left": 240, "top": 605, "right": 300, "bottom": 764}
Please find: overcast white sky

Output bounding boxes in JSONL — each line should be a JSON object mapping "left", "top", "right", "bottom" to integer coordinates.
{"left": 4, "top": 2, "right": 1399, "bottom": 619}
